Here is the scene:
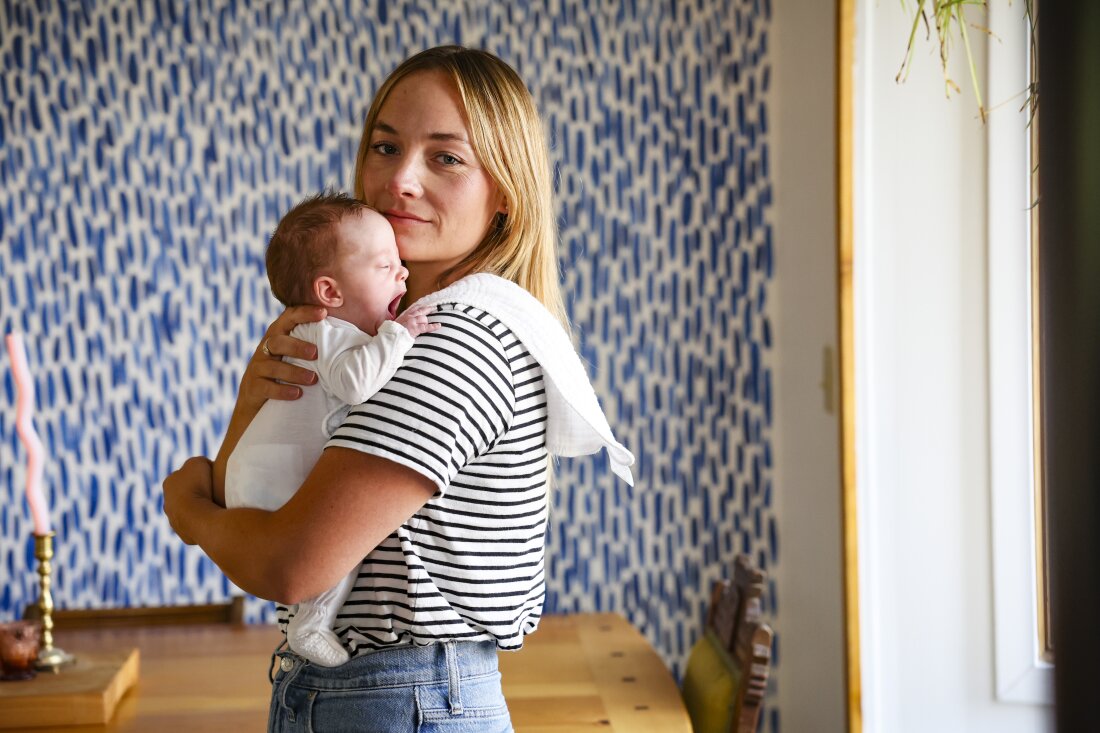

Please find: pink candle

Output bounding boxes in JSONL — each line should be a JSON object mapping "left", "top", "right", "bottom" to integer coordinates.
{"left": 5, "top": 334, "right": 51, "bottom": 535}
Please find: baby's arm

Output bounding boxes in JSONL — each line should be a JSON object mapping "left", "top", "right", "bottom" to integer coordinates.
{"left": 317, "top": 306, "right": 439, "bottom": 405}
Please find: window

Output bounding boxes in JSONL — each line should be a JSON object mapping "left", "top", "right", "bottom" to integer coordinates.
{"left": 988, "top": 0, "right": 1052, "bottom": 704}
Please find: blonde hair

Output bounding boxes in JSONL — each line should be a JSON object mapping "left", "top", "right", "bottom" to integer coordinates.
{"left": 353, "top": 46, "right": 566, "bottom": 324}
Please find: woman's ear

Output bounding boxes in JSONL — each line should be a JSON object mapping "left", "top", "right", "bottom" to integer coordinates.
{"left": 313, "top": 276, "right": 343, "bottom": 308}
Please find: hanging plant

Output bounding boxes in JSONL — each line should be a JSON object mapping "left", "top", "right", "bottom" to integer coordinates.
{"left": 896, "top": 0, "right": 1037, "bottom": 123}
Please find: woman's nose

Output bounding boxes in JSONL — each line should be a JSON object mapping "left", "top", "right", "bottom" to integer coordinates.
{"left": 385, "top": 158, "right": 423, "bottom": 199}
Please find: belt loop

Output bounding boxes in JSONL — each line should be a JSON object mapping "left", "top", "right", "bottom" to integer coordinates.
{"left": 444, "top": 641, "right": 463, "bottom": 715}
{"left": 269, "top": 638, "right": 289, "bottom": 684}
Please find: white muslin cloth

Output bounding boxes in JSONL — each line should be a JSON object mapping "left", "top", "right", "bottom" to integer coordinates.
{"left": 413, "top": 273, "right": 635, "bottom": 485}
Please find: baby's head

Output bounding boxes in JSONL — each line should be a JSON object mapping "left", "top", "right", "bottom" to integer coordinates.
{"left": 267, "top": 192, "right": 408, "bottom": 335}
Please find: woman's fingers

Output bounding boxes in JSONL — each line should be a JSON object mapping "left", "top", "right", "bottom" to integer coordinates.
{"left": 163, "top": 456, "right": 214, "bottom": 545}
{"left": 238, "top": 306, "right": 325, "bottom": 408}
{"left": 254, "top": 356, "right": 318, "bottom": 390}
{"left": 254, "top": 379, "right": 305, "bottom": 402}
{"left": 263, "top": 332, "right": 319, "bottom": 362}
{"left": 240, "top": 353, "right": 316, "bottom": 405}
{"left": 257, "top": 305, "right": 327, "bottom": 359}
{"left": 277, "top": 304, "right": 328, "bottom": 332}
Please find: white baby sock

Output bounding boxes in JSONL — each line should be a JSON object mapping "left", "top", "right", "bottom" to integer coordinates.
{"left": 287, "top": 604, "right": 350, "bottom": 667}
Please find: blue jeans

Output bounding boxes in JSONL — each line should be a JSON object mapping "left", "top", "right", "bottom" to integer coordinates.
{"left": 268, "top": 640, "right": 513, "bottom": 733}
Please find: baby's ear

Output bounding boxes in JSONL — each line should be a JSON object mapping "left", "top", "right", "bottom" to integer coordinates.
{"left": 313, "top": 276, "right": 343, "bottom": 308}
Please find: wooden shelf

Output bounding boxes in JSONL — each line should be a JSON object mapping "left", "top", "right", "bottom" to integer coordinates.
{"left": 0, "top": 649, "right": 139, "bottom": 728}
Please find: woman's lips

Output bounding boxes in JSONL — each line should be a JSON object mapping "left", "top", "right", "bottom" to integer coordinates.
{"left": 384, "top": 210, "right": 428, "bottom": 225}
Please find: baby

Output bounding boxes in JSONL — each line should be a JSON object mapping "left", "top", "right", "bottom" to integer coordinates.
{"left": 214, "top": 191, "right": 437, "bottom": 666}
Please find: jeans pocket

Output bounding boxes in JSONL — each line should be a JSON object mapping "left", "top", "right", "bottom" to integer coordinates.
{"left": 306, "top": 686, "right": 420, "bottom": 733}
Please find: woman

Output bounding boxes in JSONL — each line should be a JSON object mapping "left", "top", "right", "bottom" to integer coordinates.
{"left": 164, "top": 46, "right": 630, "bottom": 733}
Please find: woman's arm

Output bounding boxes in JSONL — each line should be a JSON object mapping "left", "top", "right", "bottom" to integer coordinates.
{"left": 166, "top": 447, "right": 435, "bottom": 603}
{"left": 211, "top": 305, "right": 327, "bottom": 505}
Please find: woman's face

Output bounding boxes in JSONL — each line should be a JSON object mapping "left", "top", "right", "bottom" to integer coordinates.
{"left": 359, "top": 71, "right": 505, "bottom": 283}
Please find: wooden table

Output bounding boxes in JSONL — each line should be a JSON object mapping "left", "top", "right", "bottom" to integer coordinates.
{"left": 0, "top": 613, "right": 690, "bottom": 732}
{"left": 499, "top": 613, "right": 691, "bottom": 732}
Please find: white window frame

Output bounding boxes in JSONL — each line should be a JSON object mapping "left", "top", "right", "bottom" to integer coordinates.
{"left": 987, "top": 0, "right": 1053, "bottom": 705}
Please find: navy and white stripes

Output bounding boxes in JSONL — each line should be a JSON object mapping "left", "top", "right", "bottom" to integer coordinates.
{"left": 279, "top": 305, "right": 549, "bottom": 654}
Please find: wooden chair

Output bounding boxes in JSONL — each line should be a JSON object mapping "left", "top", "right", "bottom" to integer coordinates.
{"left": 681, "top": 555, "right": 774, "bottom": 733}
{"left": 23, "top": 596, "right": 245, "bottom": 629}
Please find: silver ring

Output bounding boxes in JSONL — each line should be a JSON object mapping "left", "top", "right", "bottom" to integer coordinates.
{"left": 261, "top": 338, "right": 272, "bottom": 357}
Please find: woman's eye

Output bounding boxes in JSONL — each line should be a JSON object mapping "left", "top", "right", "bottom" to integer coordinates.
{"left": 438, "top": 153, "right": 461, "bottom": 166}
{"left": 371, "top": 142, "right": 398, "bottom": 155}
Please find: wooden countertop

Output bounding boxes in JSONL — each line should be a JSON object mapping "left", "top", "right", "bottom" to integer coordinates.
{"left": 501, "top": 612, "right": 692, "bottom": 732}
{"left": 0, "top": 613, "right": 690, "bottom": 732}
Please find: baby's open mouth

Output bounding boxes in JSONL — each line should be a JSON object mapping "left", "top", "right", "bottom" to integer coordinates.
{"left": 388, "top": 294, "right": 403, "bottom": 319}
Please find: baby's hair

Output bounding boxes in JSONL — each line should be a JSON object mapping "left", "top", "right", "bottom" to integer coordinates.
{"left": 266, "top": 191, "right": 375, "bottom": 307}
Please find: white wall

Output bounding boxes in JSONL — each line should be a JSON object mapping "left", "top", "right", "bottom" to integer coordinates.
{"left": 772, "top": 1, "right": 848, "bottom": 731}
{"left": 854, "top": 2, "right": 1053, "bottom": 731}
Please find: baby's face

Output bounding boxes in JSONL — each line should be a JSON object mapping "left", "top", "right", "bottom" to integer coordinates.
{"left": 331, "top": 210, "right": 408, "bottom": 335}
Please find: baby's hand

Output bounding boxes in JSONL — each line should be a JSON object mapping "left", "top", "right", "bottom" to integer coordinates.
{"left": 394, "top": 304, "right": 442, "bottom": 338}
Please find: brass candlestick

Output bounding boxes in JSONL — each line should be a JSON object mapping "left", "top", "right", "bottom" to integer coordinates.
{"left": 34, "top": 532, "right": 74, "bottom": 671}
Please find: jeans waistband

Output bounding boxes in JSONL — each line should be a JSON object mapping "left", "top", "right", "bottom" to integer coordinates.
{"left": 273, "top": 639, "right": 499, "bottom": 692}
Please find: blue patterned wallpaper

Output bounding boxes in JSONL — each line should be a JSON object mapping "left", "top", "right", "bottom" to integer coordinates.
{"left": 1, "top": 0, "right": 774, "bottom": 723}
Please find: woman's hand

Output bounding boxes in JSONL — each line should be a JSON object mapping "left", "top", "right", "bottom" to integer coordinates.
{"left": 239, "top": 305, "right": 327, "bottom": 412}
{"left": 163, "top": 456, "right": 217, "bottom": 545}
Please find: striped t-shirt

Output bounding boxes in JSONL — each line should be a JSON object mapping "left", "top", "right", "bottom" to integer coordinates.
{"left": 275, "top": 303, "right": 549, "bottom": 655}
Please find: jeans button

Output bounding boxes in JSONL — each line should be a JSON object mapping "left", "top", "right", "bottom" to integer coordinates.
{"left": 280, "top": 657, "right": 294, "bottom": 672}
